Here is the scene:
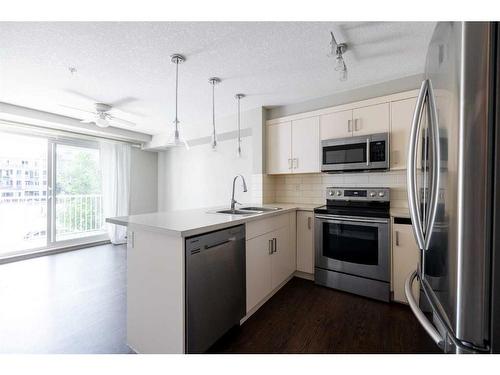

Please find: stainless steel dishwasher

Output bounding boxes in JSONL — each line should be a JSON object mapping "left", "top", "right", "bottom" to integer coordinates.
{"left": 185, "top": 224, "right": 246, "bottom": 353}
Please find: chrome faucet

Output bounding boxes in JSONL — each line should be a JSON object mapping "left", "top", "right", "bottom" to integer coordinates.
{"left": 230, "top": 174, "right": 248, "bottom": 212}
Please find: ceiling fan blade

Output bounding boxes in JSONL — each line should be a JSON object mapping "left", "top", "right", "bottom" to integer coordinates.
{"left": 108, "top": 115, "right": 136, "bottom": 127}
{"left": 109, "top": 97, "right": 138, "bottom": 108}
{"left": 59, "top": 104, "right": 95, "bottom": 114}
{"left": 80, "top": 119, "right": 95, "bottom": 124}
{"left": 63, "top": 89, "right": 100, "bottom": 103}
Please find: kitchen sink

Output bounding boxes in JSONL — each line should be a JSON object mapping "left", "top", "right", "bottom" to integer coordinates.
{"left": 214, "top": 209, "right": 258, "bottom": 215}
{"left": 240, "top": 206, "right": 282, "bottom": 212}
{"left": 212, "top": 206, "right": 282, "bottom": 215}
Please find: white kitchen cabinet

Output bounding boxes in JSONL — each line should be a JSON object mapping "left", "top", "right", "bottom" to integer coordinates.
{"left": 390, "top": 97, "right": 417, "bottom": 169}
{"left": 392, "top": 220, "right": 420, "bottom": 304}
{"left": 267, "top": 117, "right": 320, "bottom": 174}
{"left": 320, "top": 109, "right": 353, "bottom": 140}
{"left": 296, "top": 211, "right": 314, "bottom": 274}
{"left": 291, "top": 117, "right": 320, "bottom": 173}
{"left": 246, "top": 232, "right": 273, "bottom": 312}
{"left": 267, "top": 121, "right": 292, "bottom": 174}
{"left": 270, "top": 225, "right": 293, "bottom": 290}
{"left": 245, "top": 212, "right": 296, "bottom": 313}
{"left": 352, "top": 103, "right": 390, "bottom": 136}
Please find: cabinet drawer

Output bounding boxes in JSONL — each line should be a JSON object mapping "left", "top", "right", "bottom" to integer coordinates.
{"left": 246, "top": 212, "right": 290, "bottom": 240}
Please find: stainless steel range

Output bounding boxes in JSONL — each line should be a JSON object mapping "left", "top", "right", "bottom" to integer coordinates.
{"left": 314, "top": 187, "right": 390, "bottom": 302}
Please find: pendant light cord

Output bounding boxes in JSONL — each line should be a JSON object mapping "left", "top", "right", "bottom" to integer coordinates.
{"left": 237, "top": 96, "right": 241, "bottom": 147}
{"left": 174, "top": 60, "right": 179, "bottom": 133}
{"left": 212, "top": 82, "right": 216, "bottom": 144}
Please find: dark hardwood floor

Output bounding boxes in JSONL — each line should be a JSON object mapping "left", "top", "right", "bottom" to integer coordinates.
{"left": 0, "top": 245, "right": 440, "bottom": 354}
{"left": 209, "top": 277, "right": 441, "bottom": 354}
{"left": 0, "top": 244, "right": 131, "bottom": 354}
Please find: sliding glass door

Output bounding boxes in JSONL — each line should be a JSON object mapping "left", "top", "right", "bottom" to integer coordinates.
{"left": 0, "top": 131, "right": 107, "bottom": 258}
{"left": 0, "top": 133, "right": 48, "bottom": 255}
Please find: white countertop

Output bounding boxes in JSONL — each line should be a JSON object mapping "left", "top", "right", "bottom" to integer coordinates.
{"left": 390, "top": 207, "right": 410, "bottom": 218}
{"left": 106, "top": 203, "right": 318, "bottom": 238}
{"left": 107, "top": 202, "right": 410, "bottom": 238}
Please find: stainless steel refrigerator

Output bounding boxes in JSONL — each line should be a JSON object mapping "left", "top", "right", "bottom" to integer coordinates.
{"left": 405, "top": 22, "right": 500, "bottom": 353}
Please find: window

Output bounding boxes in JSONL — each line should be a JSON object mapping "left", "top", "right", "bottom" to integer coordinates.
{"left": 0, "top": 132, "right": 106, "bottom": 258}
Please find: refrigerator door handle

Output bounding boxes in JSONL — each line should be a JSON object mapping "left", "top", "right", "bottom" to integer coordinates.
{"left": 423, "top": 81, "right": 441, "bottom": 250}
{"left": 407, "top": 79, "right": 428, "bottom": 250}
{"left": 405, "top": 270, "right": 444, "bottom": 346}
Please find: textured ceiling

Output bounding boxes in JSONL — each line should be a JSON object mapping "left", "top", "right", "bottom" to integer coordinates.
{"left": 0, "top": 22, "right": 436, "bottom": 137}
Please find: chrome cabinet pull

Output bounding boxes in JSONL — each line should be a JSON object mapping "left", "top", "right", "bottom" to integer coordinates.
{"left": 273, "top": 238, "right": 277, "bottom": 253}
{"left": 269, "top": 239, "right": 273, "bottom": 255}
{"left": 293, "top": 158, "right": 298, "bottom": 169}
{"left": 354, "top": 118, "right": 359, "bottom": 131}
{"left": 407, "top": 79, "right": 428, "bottom": 251}
{"left": 347, "top": 119, "right": 352, "bottom": 132}
{"left": 288, "top": 158, "right": 292, "bottom": 169}
{"left": 307, "top": 216, "right": 312, "bottom": 230}
{"left": 395, "top": 230, "right": 400, "bottom": 246}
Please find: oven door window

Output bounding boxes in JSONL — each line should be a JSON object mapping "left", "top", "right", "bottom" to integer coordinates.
{"left": 322, "top": 143, "right": 367, "bottom": 165}
{"left": 322, "top": 222, "right": 378, "bottom": 265}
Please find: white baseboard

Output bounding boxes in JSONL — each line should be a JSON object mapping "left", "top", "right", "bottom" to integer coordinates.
{"left": 294, "top": 270, "right": 314, "bottom": 281}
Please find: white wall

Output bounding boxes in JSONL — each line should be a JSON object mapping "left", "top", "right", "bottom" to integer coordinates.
{"left": 130, "top": 147, "right": 158, "bottom": 214}
{"left": 158, "top": 107, "right": 264, "bottom": 211}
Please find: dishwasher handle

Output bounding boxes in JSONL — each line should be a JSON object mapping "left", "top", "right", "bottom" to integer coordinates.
{"left": 204, "top": 237, "right": 236, "bottom": 250}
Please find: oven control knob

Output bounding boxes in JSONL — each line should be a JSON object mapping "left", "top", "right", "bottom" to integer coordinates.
{"left": 336, "top": 190, "right": 342, "bottom": 196}
{"left": 328, "top": 190, "right": 334, "bottom": 196}
{"left": 369, "top": 191, "right": 376, "bottom": 197}
{"left": 378, "top": 191, "right": 385, "bottom": 198}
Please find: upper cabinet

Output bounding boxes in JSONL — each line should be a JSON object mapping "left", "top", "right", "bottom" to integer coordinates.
{"left": 266, "top": 90, "right": 418, "bottom": 175}
{"left": 390, "top": 97, "right": 418, "bottom": 170}
{"left": 320, "top": 110, "right": 352, "bottom": 140}
{"left": 291, "top": 117, "right": 320, "bottom": 174}
{"left": 267, "top": 117, "right": 320, "bottom": 175}
{"left": 267, "top": 121, "right": 292, "bottom": 174}
{"left": 352, "top": 103, "right": 390, "bottom": 136}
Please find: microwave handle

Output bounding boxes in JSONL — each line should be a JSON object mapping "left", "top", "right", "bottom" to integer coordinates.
{"left": 366, "top": 138, "right": 370, "bottom": 166}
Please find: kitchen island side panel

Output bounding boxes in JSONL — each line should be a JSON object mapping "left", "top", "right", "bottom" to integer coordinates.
{"left": 127, "top": 229, "right": 185, "bottom": 353}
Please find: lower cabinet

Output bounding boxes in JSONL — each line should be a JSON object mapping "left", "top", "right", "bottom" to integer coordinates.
{"left": 245, "top": 213, "right": 295, "bottom": 313}
{"left": 392, "top": 219, "right": 420, "bottom": 304}
{"left": 296, "top": 211, "right": 314, "bottom": 274}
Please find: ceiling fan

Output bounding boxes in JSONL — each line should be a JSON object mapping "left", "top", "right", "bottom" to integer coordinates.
{"left": 60, "top": 89, "right": 136, "bottom": 128}
{"left": 60, "top": 102, "right": 136, "bottom": 128}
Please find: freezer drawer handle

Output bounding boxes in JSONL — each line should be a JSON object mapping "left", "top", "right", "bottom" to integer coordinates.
{"left": 405, "top": 270, "right": 444, "bottom": 346}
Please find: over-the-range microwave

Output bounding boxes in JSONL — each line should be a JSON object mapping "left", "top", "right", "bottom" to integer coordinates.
{"left": 321, "top": 132, "right": 389, "bottom": 173}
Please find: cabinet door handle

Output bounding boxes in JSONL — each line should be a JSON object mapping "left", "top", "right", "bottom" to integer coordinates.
{"left": 347, "top": 119, "right": 352, "bottom": 132}
{"left": 395, "top": 231, "right": 400, "bottom": 246}
{"left": 273, "top": 238, "right": 277, "bottom": 253}
{"left": 288, "top": 158, "right": 292, "bottom": 169}
{"left": 354, "top": 118, "right": 360, "bottom": 131}
{"left": 293, "top": 158, "right": 298, "bottom": 169}
{"left": 307, "top": 216, "right": 312, "bottom": 230}
{"left": 269, "top": 239, "right": 273, "bottom": 254}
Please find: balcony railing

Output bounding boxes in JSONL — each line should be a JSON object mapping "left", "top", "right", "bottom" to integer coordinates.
{"left": 0, "top": 194, "right": 104, "bottom": 241}
{"left": 56, "top": 194, "right": 104, "bottom": 237}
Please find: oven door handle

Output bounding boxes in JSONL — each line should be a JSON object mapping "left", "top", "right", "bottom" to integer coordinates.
{"left": 315, "top": 215, "right": 389, "bottom": 224}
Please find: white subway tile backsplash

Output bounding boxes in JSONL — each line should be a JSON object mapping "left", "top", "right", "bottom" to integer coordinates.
{"left": 267, "top": 170, "right": 408, "bottom": 208}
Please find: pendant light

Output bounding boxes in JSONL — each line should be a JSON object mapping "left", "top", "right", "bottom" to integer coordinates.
{"left": 328, "top": 32, "right": 348, "bottom": 82}
{"left": 169, "top": 54, "right": 189, "bottom": 149}
{"left": 208, "top": 77, "right": 221, "bottom": 150}
{"left": 235, "top": 93, "right": 245, "bottom": 157}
